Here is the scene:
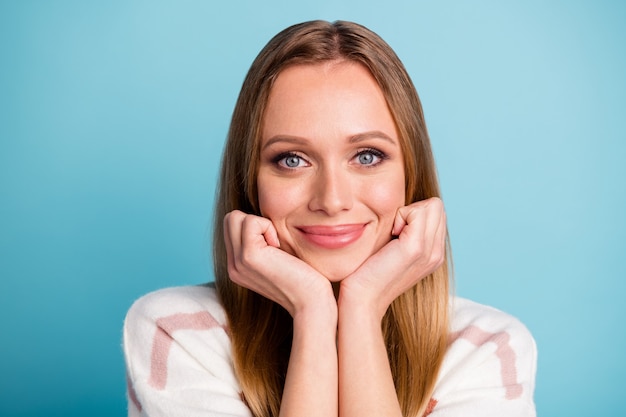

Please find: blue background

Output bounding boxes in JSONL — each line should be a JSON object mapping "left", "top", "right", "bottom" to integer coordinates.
{"left": 1, "top": 1, "right": 624, "bottom": 416}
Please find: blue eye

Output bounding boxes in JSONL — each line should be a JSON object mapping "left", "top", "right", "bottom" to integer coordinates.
{"left": 358, "top": 152, "right": 375, "bottom": 165}
{"left": 273, "top": 152, "right": 308, "bottom": 169}
{"left": 284, "top": 155, "right": 301, "bottom": 168}
{"left": 355, "top": 149, "right": 385, "bottom": 166}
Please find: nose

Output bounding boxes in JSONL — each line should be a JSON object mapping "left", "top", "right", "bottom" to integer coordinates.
{"left": 308, "top": 165, "right": 353, "bottom": 215}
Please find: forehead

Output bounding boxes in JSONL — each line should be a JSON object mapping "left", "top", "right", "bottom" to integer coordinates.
{"left": 262, "top": 61, "right": 398, "bottom": 142}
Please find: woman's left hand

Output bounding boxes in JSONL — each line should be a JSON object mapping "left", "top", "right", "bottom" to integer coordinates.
{"left": 339, "top": 197, "right": 447, "bottom": 319}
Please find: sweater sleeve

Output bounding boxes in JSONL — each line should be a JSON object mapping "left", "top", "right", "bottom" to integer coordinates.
{"left": 123, "top": 285, "right": 252, "bottom": 417}
{"left": 427, "top": 298, "right": 537, "bottom": 417}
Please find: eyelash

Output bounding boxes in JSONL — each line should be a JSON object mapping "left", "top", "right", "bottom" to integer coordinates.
{"left": 270, "top": 148, "right": 388, "bottom": 170}
{"left": 272, "top": 152, "right": 309, "bottom": 169}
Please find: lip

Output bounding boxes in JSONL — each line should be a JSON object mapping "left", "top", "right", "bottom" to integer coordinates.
{"left": 296, "top": 224, "right": 367, "bottom": 249}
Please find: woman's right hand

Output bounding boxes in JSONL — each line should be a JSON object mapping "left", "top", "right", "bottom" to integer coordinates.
{"left": 223, "top": 210, "right": 335, "bottom": 318}
{"left": 225, "top": 211, "right": 339, "bottom": 417}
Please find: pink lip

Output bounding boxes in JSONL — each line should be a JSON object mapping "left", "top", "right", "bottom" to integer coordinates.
{"left": 297, "top": 224, "right": 367, "bottom": 249}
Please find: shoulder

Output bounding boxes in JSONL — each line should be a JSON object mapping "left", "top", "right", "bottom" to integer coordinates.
{"left": 123, "top": 285, "right": 251, "bottom": 417}
{"left": 429, "top": 297, "right": 537, "bottom": 416}
{"left": 450, "top": 297, "right": 536, "bottom": 348}
{"left": 123, "top": 284, "right": 231, "bottom": 371}
{"left": 125, "top": 284, "right": 226, "bottom": 327}
{"left": 448, "top": 298, "right": 537, "bottom": 374}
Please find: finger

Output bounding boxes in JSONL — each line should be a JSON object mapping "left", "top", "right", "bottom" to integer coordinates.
{"left": 394, "top": 201, "right": 428, "bottom": 241}
{"left": 396, "top": 198, "right": 445, "bottom": 264}
{"left": 240, "top": 214, "right": 280, "bottom": 250}
{"left": 415, "top": 198, "right": 446, "bottom": 271}
{"left": 433, "top": 208, "right": 448, "bottom": 266}
{"left": 223, "top": 212, "right": 238, "bottom": 280}
{"left": 434, "top": 205, "right": 447, "bottom": 245}
{"left": 422, "top": 198, "right": 445, "bottom": 247}
{"left": 224, "top": 210, "right": 245, "bottom": 268}
{"left": 391, "top": 208, "right": 407, "bottom": 236}
{"left": 262, "top": 219, "right": 280, "bottom": 248}
{"left": 392, "top": 203, "right": 423, "bottom": 236}
{"left": 419, "top": 198, "right": 446, "bottom": 266}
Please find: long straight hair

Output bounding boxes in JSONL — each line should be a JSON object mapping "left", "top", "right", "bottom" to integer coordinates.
{"left": 213, "top": 20, "right": 450, "bottom": 417}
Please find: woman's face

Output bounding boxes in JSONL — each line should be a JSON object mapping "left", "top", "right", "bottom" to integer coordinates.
{"left": 257, "top": 61, "right": 405, "bottom": 281}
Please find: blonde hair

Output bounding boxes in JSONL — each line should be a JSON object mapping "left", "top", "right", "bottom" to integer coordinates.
{"left": 213, "top": 20, "right": 450, "bottom": 417}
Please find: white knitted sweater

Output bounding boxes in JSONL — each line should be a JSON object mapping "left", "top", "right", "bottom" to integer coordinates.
{"left": 124, "top": 285, "right": 537, "bottom": 417}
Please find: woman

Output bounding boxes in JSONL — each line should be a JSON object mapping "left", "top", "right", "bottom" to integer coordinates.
{"left": 124, "top": 20, "right": 537, "bottom": 417}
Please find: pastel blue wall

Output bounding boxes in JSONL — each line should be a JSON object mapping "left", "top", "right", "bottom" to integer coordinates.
{"left": 1, "top": 1, "right": 624, "bottom": 416}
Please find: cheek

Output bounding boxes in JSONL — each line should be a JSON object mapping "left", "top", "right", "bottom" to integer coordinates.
{"left": 257, "top": 175, "right": 302, "bottom": 221}
{"left": 367, "top": 175, "right": 405, "bottom": 218}
{"left": 257, "top": 177, "right": 303, "bottom": 257}
{"left": 257, "top": 183, "right": 280, "bottom": 219}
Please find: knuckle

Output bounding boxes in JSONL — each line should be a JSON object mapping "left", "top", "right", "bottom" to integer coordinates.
{"left": 227, "top": 264, "right": 241, "bottom": 282}
{"left": 239, "top": 249, "right": 257, "bottom": 269}
{"left": 430, "top": 247, "right": 445, "bottom": 269}
{"left": 425, "top": 196, "right": 443, "bottom": 212}
{"left": 224, "top": 210, "right": 242, "bottom": 225}
{"left": 241, "top": 213, "right": 261, "bottom": 232}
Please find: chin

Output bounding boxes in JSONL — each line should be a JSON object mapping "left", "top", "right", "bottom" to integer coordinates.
{"left": 311, "top": 260, "right": 362, "bottom": 282}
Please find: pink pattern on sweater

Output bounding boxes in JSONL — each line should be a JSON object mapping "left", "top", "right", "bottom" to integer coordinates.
{"left": 423, "top": 398, "right": 438, "bottom": 416}
{"left": 148, "top": 311, "right": 220, "bottom": 389}
{"left": 450, "top": 325, "right": 522, "bottom": 400}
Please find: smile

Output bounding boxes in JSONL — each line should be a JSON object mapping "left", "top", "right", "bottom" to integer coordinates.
{"left": 296, "top": 224, "right": 367, "bottom": 249}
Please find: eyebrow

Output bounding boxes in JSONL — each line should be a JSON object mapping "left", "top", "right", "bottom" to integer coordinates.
{"left": 262, "top": 130, "right": 398, "bottom": 150}
{"left": 349, "top": 131, "right": 397, "bottom": 145}
{"left": 262, "top": 135, "right": 308, "bottom": 150}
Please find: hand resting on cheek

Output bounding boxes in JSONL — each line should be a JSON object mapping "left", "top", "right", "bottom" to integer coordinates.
{"left": 340, "top": 196, "right": 447, "bottom": 320}
{"left": 223, "top": 210, "right": 336, "bottom": 318}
